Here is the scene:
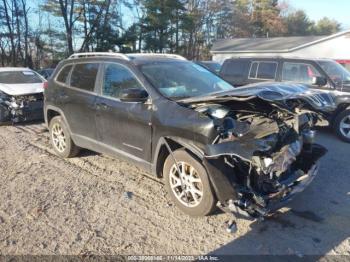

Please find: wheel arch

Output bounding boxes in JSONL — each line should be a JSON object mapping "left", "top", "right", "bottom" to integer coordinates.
{"left": 45, "top": 105, "right": 72, "bottom": 134}
{"left": 152, "top": 136, "right": 205, "bottom": 178}
{"left": 331, "top": 103, "right": 350, "bottom": 126}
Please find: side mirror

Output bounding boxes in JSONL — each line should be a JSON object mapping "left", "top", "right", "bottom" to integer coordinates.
{"left": 312, "top": 76, "right": 327, "bottom": 86}
{"left": 120, "top": 88, "right": 149, "bottom": 102}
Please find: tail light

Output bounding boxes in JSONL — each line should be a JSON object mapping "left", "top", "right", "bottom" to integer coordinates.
{"left": 43, "top": 81, "right": 49, "bottom": 89}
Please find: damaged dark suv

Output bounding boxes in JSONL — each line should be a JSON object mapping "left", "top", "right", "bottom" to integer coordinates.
{"left": 44, "top": 53, "right": 328, "bottom": 219}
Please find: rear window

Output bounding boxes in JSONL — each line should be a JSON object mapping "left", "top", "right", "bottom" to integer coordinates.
{"left": 249, "top": 61, "right": 277, "bottom": 80}
{"left": 70, "top": 63, "right": 99, "bottom": 92}
{"left": 56, "top": 65, "right": 72, "bottom": 84}
{"left": 222, "top": 60, "right": 249, "bottom": 77}
{"left": 0, "top": 71, "right": 43, "bottom": 84}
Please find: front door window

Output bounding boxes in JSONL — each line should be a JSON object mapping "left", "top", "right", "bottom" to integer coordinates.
{"left": 103, "top": 63, "right": 144, "bottom": 99}
{"left": 282, "top": 62, "right": 322, "bottom": 85}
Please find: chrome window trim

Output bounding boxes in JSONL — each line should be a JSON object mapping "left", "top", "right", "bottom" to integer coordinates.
{"left": 248, "top": 61, "right": 258, "bottom": 79}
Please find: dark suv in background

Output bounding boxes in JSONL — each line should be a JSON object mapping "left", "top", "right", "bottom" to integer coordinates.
{"left": 195, "top": 61, "right": 222, "bottom": 74}
{"left": 220, "top": 57, "right": 350, "bottom": 142}
{"left": 44, "top": 52, "right": 328, "bottom": 221}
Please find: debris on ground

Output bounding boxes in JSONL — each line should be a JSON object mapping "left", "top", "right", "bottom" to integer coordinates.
{"left": 123, "top": 191, "right": 133, "bottom": 200}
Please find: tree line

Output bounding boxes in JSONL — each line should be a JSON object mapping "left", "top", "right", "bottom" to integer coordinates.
{"left": 0, "top": 0, "right": 342, "bottom": 68}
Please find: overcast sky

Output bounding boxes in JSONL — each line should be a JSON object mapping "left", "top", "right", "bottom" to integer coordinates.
{"left": 288, "top": 0, "right": 350, "bottom": 29}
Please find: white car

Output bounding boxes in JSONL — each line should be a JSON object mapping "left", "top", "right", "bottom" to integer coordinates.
{"left": 0, "top": 67, "right": 46, "bottom": 123}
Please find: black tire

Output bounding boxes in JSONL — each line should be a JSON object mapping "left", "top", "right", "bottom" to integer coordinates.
{"left": 334, "top": 109, "right": 350, "bottom": 143}
{"left": 49, "top": 116, "right": 80, "bottom": 158}
{"left": 163, "top": 149, "right": 216, "bottom": 217}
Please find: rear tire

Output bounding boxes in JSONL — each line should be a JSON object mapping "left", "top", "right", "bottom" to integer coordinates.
{"left": 334, "top": 109, "right": 350, "bottom": 143}
{"left": 163, "top": 149, "right": 216, "bottom": 217}
{"left": 49, "top": 116, "right": 80, "bottom": 158}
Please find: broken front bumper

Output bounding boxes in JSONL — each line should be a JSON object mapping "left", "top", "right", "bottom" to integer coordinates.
{"left": 203, "top": 143, "right": 327, "bottom": 218}
{"left": 265, "top": 161, "right": 319, "bottom": 214}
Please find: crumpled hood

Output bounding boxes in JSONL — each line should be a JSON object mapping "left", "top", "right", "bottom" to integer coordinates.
{"left": 180, "top": 82, "right": 337, "bottom": 113}
{"left": 0, "top": 83, "right": 44, "bottom": 96}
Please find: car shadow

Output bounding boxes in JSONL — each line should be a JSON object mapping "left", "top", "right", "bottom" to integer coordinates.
{"left": 9, "top": 120, "right": 101, "bottom": 157}
{"left": 79, "top": 149, "right": 101, "bottom": 157}
{"left": 208, "top": 130, "right": 350, "bottom": 257}
{"left": 11, "top": 119, "right": 46, "bottom": 127}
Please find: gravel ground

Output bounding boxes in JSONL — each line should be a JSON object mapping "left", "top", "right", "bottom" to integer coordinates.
{"left": 0, "top": 122, "right": 349, "bottom": 256}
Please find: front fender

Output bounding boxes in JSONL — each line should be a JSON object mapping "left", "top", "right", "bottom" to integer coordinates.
{"left": 152, "top": 136, "right": 205, "bottom": 174}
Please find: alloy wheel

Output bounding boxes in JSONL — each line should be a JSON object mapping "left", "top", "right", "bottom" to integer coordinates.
{"left": 169, "top": 161, "right": 204, "bottom": 207}
{"left": 51, "top": 123, "right": 67, "bottom": 153}
{"left": 340, "top": 115, "right": 350, "bottom": 139}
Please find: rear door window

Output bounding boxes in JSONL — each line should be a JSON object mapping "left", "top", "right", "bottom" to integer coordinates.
{"left": 282, "top": 62, "right": 321, "bottom": 84}
{"left": 257, "top": 62, "right": 277, "bottom": 79}
{"left": 70, "top": 63, "right": 100, "bottom": 92}
{"left": 102, "top": 63, "right": 144, "bottom": 99}
{"left": 248, "top": 62, "right": 277, "bottom": 80}
{"left": 56, "top": 65, "right": 72, "bottom": 84}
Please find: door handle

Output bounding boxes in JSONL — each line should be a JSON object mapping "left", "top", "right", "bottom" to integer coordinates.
{"left": 96, "top": 103, "right": 109, "bottom": 111}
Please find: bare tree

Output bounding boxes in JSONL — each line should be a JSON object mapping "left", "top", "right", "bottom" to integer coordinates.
{"left": 20, "top": 0, "right": 30, "bottom": 66}
{"left": 2, "top": 0, "right": 16, "bottom": 65}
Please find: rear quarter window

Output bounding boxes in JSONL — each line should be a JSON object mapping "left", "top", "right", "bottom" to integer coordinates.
{"left": 70, "top": 63, "right": 100, "bottom": 92}
{"left": 56, "top": 65, "right": 72, "bottom": 84}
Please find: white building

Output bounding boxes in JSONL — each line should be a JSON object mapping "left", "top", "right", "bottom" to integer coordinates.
{"left": 211, "top": 30, "right": 350, "bottom": 70}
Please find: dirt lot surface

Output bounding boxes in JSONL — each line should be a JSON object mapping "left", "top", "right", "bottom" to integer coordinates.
{"left": 0, "top": 122, "right": 349, "bottom": 256}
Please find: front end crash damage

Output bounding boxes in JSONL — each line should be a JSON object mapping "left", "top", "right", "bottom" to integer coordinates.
{"left": 0, "top": 91, "right": 44, "bottom": 123}
{"left": 182, "top": 84, "right": 330, "bottom": 219}
{"left": 204, "top": 141, "right": 326, "bottom": 219}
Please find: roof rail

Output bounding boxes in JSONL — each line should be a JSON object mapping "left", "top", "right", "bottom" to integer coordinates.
{"left": 68, "top": 52, "right": 130, "bottom": 60}
{"left": 127, "top": 53, "right": 187, "bottom": 61}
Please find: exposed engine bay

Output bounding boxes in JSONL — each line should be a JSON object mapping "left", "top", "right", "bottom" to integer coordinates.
{"left": 184, "top": 91, "right": 328, "bottom": 220}
{"left": 0, "top": 91, "right": 44, "bottom": 123}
